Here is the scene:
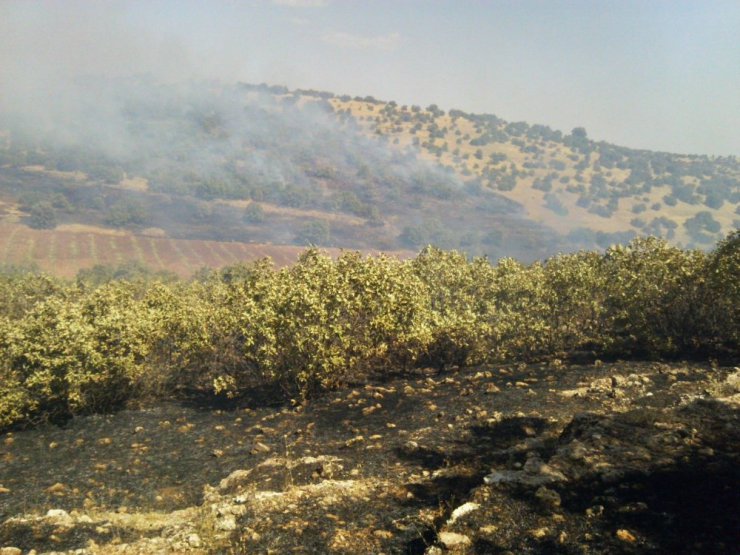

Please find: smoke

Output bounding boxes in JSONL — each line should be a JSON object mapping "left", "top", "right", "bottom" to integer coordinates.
{"left": 0, "top": 1, "right": 559, "bottom": 260}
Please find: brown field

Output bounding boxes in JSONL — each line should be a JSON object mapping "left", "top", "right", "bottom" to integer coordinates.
{"left": 0, "top": 223, "right": 399, "bottom": 278}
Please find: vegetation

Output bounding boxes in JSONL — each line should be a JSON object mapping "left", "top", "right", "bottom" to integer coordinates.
{"left": 4, "top": 80, "right": 735, "bottom": 264}
{"left": 1, "top": 232, "right": 736, "bottom": 431}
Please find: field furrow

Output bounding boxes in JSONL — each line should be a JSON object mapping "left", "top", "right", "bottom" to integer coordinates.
{"left": 0, "top": 223, "right": 408, "bottom": 277}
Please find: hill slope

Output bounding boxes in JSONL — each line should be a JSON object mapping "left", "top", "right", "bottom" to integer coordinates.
{"left": 328, "top": 93, "right": 739, "bottom": 247}
{"left": 0, "top": 79, "right": 737, "bottom": 276}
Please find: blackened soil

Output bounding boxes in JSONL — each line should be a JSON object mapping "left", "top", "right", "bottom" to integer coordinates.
{"left": 1, "top": 360, "right": 738, "bottom": 554}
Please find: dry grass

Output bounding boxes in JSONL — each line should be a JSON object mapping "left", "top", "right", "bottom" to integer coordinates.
{"left": 328, "top": 97, "right": 735, "bottom": 245}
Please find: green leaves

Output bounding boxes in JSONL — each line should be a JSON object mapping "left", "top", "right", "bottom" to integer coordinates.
{"left": 0, "top": 231, "right": 737, "bottom": 431}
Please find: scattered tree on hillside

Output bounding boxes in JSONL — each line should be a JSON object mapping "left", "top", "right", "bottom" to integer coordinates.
{"left": 28, "top": 202, "right": 57, "bottom": 229}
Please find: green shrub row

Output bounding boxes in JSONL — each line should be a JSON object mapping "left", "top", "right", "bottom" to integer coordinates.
{"left": 0, "top": 232, "right": 737, "bottom": 430}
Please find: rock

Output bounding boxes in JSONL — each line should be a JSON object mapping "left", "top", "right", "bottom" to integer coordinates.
{"left": 405, "top": 440, "right": 419, "bottom": 451}
{"left": 46, "top": 482, "right": 67, "bottom": 494}
{"left": 616, "top": 529, "right": 637, "bottom": 542}
{"left": 447, "top": 502, "right": 480, "bottom": 524}
{"left": 529, "top": 527, "right": 550, "bottom": 539}
{"left": 725, "top": 370, "right": 740, "bottom": 393}
{"left": 46, "top": 509, "right": 73, "bottom": 524}
{"left": 589, "top": 377, "right": 613, "bottom": 391}
{"left": 0, "top": 548, "right": 22, "bottom": 555}
{"left": 344, "top": 436, "right": 364, "bottom": 447}
{"left": 478, "top": 524, "right": 498, "bottom": 535}
{"left": 217, "top": 515, "right": 237, "bottom": 531}
{"left": 134, "top": 426, "right": 145, "bottom": 433}
{"left": 187, "top": 533, "right": 202, "bottom": 547}
{"left": 220, "top": 469, "right": 252, "bottom": 491}
{"left": 484, "top": 460, "right": 567, "bottom": 487}
{"left": 0, "top": 487, "right": 10, "bottom": 494}
{"left": 373, "top": 529, "right": 393, "bottom": 539}
{"left": 362, "top": 404, "right": 381, "bottom": 416}
{"left": 250, "top": 441, "right": 271, "bottom": 454}
{"left": 97, "top": 437, "right": 113, "bottom": 446}
{"left": 438, "top": 531, "right": 471, "bottom": 549}
{"left": 485, "top": 383, "right": 500, "bottom": 394}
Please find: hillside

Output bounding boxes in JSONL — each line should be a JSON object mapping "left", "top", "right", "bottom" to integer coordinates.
{"left": 328, "top": 93, "right": 738, "bottom": 248}
{"left": 0, "top": 79, "right": 737, "bottom": 277}
{"left": 0, "top": 223, "right": 736, "bottom": 554}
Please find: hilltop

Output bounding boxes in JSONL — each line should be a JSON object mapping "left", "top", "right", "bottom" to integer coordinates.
{"left": 0, "top": 79, "right": 737, "bottom": 277}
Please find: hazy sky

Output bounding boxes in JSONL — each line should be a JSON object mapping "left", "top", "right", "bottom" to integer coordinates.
{"left": 2, "top": 0, "right": 739, "bottom": 155}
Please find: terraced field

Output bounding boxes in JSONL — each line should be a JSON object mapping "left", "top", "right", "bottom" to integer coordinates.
{"left": 0, "top": 223, "right": 337, "bottom": 277}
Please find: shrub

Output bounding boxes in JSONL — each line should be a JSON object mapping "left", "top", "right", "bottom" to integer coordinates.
{"left": 1, "top": 232, "right": 737, "bottom": 431}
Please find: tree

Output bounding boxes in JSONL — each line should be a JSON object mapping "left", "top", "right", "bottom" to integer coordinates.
{"left": 571, "top": 127, "right": 588, "bottom": 139}
{"left": 28, "top": 202, "right": 57, "bottom": 229}
{"left": 243, "top": 203, "right": 265, "bottom": 224}
{"left": 399, "top": 226, "right": 424, "bottom": 249}
{"left": 296, "top": 220, "right": 330, "bottom": 245}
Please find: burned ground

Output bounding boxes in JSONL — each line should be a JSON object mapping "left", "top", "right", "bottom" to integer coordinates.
{"left": 1, "top": 361, "right": 738, "bottom": 554}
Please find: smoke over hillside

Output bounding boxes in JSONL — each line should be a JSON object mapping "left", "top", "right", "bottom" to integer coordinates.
{"left": 1, "top": 71, "right": 554, "bottom": 261}
{"left": 3, "top": 2, "right": 734, "bottom": 275}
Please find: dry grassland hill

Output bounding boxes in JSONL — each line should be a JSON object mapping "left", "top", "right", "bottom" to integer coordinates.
{"left": 0, "top": 80, "right": 737, "bottom": 278}
{"left": 328, "top": 93, "right": 739, "bottom": 249}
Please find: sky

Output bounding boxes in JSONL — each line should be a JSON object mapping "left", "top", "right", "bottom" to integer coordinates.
{"left": 1, "top": 0, "right": 739, "bottom": 156}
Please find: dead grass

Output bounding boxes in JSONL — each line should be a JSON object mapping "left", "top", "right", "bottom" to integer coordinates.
{"left": 332, "top": 98, "right": 735, "bottom": 245}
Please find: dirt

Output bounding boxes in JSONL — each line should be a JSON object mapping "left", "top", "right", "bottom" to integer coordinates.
{"left": 1, "top": 360, "right": 738, "bottom": 554}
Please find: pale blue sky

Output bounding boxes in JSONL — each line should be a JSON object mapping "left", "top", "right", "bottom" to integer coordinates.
{"left": 2, "top": 0, "right": 739, "bottom": 155}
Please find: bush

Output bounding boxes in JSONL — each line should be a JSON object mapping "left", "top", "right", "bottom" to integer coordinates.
{"left": 1, "top": 232, "right": 737, "bottom": 431}
{"left": 598, "top": 237, "right": 706, "bottom": 356}
{"left": 296, "top": 220, "right": 330, "bottom": 245}
{"left": 28, "top": 202, "right": 57, "bottom": 229}
{"left": 243, "top": 203, "right": 266, "bottom": 223}
{"left": 0, "top": 283, "right": 149, "bottom": 427}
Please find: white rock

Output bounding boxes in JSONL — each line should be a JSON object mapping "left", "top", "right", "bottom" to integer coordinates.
{"left": 438, "top": 532, "right": 471, "bottom": 548}
{"left": 217, "top": 516, "right": 237, "bottom": 531}
{"left": 447, "top": 502, "right": 481, "bottom": 524}
{"left": 726, "top": 370, "right": 740, "bottom": 393}
{"left": 46, "top": 508, "right": 71, "bottom": 521}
